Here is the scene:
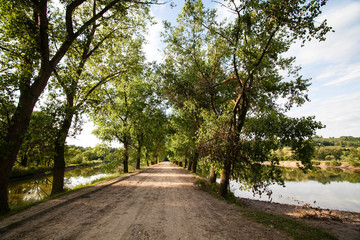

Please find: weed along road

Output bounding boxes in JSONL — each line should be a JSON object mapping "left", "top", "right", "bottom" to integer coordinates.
{"left": 1, "top": 162, "right": 290, "bottom": 239}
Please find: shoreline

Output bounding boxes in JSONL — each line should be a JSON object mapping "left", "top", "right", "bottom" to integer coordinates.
{"left": 9, "top": 162, "right": 103, "bottom": 182}
{"left": 238, "top": 197, "right": 360, "bottom": 240}
{"left": 264, "top": 161, "right": 360, "bottom": 171}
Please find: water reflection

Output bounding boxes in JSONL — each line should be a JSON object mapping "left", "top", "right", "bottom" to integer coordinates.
{"left": 229, "top": 167, "right": 360, "bottom": 212}
{"left": 281, "top": 167, "right": 360, "bottom": 184}
{"left": 8, "top": 166, "right": 114, "bottom": 209}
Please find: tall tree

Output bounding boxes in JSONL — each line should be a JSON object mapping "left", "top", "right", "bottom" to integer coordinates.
{"left": 48, "top": 2, "right": 149, "bottom": 195}
{"left": 0, "top": 0, "right": 157, "bottom": 214}
{"left": 163, "top": 0, "right": 332, "bottom": 198}
{"left": 161, "top": 0, "right": 230, "bottom": 173}
{"left": 89, "top": 35, "right": 147, "bottom": 173}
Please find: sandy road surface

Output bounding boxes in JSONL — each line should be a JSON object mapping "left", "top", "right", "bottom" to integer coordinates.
{"left": 1, "top": 162, "right": 290, "bottom": 240}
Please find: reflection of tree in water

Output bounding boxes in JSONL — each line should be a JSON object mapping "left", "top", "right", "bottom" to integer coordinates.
{"left": 281, "top": 167, "right": 360, "bottom": 184}
{"left": 8, "top": 177, "right": 52, "bottom": 207}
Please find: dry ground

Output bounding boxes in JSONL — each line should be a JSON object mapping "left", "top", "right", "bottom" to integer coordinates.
{"left": 239, "top": 198, "right": 360, "bottom": 240}
{"left": 1, "top": 162, "right": 291, "bottom": 240}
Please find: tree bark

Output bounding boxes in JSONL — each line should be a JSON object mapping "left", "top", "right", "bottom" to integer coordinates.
{"left": 51, "top": 108, "right": 74, "bottom": 195}
{"left": 0, "top": 159, "right": 12, "bottom": 213}
{"left": 136, "top": 155, "right": 141, "bottom": 169}
{"left": 184, "top": 158, "right": 187, "bottom": 168}
{"left": 192, "top": 159, "right": 197, "bottom": 173}
{"left": 135, "top": 142, "right": 142, "bottom": 169}
{"left": 191, "top": 151, "right": 198, "bottom": 173}
{"left": 123, "top": 140, "right": 129, "bottom": 173}
{"left": 209, "top": 166, "right": 217, "bottom": 184}
{"left": 219, "top": 160, "right": 231, "bottom": 198}
{"left": 187, "top": 160, "right": 192, "bottom": 171}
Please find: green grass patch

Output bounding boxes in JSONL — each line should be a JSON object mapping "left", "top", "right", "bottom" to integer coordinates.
{"left": 10, "top": 166, "right": 52, "bottom": 178}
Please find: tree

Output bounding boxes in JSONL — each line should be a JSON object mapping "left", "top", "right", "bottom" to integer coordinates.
{"left": 130, "top": 75, "right": 167, "bottom": 169}
{"left": 89, "top": 34, "right": 148, "bottom": 172}
{"left": 161, "top": 0, "right": 229, "bottom": 173}
{"left": 17, "top": 109, "right": 57, "bottom": 168}
{"left": 0, "top": 0, "right": 157, "bottom": 214}
{"left": 163, "top": 0, "right": 331, "bottom": 198}
{"left": 48, "top": 2, "right": 149, "bottom": 195}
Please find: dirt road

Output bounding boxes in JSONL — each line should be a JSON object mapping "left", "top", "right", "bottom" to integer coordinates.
{"left": 1, "top": 162, "right": 290, "bottom": 239}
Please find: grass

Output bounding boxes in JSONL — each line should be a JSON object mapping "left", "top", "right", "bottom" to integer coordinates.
{"left": 195, "top": 178, "right": 338, "bottom": 240}
{"left": 10, "top": 166, "right": 52, "bottom": 178}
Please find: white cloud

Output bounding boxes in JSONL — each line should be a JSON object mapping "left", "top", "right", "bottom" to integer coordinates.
{"left": 288, "top": 92, "right": 360, "bottom": 137}
{"left": 288, "top": 1, "right": 360, "bottom": 66}
{"left": 284, "top": 1, "right": 360, "bottom": 137}
{"left": 322, "top": 63, "right": 360, "bottom": 86}
{"left": 143, "top": 16, "right": 164, "bottom": 63}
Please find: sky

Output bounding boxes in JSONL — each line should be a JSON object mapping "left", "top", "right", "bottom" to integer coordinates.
{"left": 68, "top": 0, "right": 360, "bottom": 147}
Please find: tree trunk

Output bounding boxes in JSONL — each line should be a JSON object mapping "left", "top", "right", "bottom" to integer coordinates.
{"left": 187, "top": 160, "right": 192, "bottom": 171}
{"left": 123, "top": 140, "right": 129, "bottom": 173}
{"left": 191, "top": 151, "right": 198, "bottom": 173}
{"left": 184, "top": 158, "right": 187, "bottom": 168}
{"left": 209, "top": 166, "right": 217, "bottom": 184}
{"left": 51, "top": 108, "right": 73, "bottom": 195}
{"left": 20, "top": 154, "right": 28, "bottom": 167}
{"left": 136, "top": 155, "right": 141, "bottom": 169}
{"left": 146, "top": 160, "right": 149, "bottom": 166}
{"left": 192, "top": 159, "right": 197, "bottom": 173}
{"left": 0, "top": 159, "right": 13, "bottom": 214}
{"left": 219, "top": 160, "right": 231, "bottom": 198}
{"left": 51, "top": 146, "right": 65, "bottom": 195}
{"left": 136, "top": 143, "right": 142, "bottom": 169}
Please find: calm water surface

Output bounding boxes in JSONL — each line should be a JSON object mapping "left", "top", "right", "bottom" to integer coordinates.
{"left": 8, "top": 166, "right": 114, "bottom": 209}
{"left": 228, "top": 167, "right": 360, "bottom": 212}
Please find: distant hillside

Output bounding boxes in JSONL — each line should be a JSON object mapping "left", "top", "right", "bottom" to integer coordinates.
{"left": 313, "top": 136, "right": 360, "bottom": 147}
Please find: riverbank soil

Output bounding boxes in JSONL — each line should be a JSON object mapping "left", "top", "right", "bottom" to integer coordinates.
{"left": 1, "top": 162, "right": 292, "bottom": 239}
{"left": 239, "top": 198, "right": 360, "bottom": 240}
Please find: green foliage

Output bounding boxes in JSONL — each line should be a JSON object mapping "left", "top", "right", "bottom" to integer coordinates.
{"left": 313, "top": 136, "right": 360, "bottom": 147}
{"left": 162, "top": 0, "right": 331, "bottom": 197}
{"left": 64, "top": 145, "right": 107, "bottom": 166}
{"left": 10, "top": 166, "right": 52, "bottom": 178}
{"left": 16, "top": 110, "right": 58, "bottom": 167}
{"left": 312, "top": 160, "right": 321, "bottom": 166}
{"left": 325, "top": 160, "right": 342, "bottom": 167}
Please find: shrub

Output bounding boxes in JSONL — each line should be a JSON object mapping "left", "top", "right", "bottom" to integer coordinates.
{"left": 312, "top": 160, "right": 321, "bottom": 165}
{"left": 325, "top": 160, "right": 341, "bottom": 166}
{"left": 348, "top": 159, "right": 360, "bottom": 167}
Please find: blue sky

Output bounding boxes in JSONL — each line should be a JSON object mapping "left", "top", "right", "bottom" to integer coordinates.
{"left": 68, "top": 0, "right": 360, "bottom": 147}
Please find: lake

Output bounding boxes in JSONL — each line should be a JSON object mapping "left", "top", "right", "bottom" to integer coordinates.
{"left": 228, "top": 167, "right": 360, "bottom": 212}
